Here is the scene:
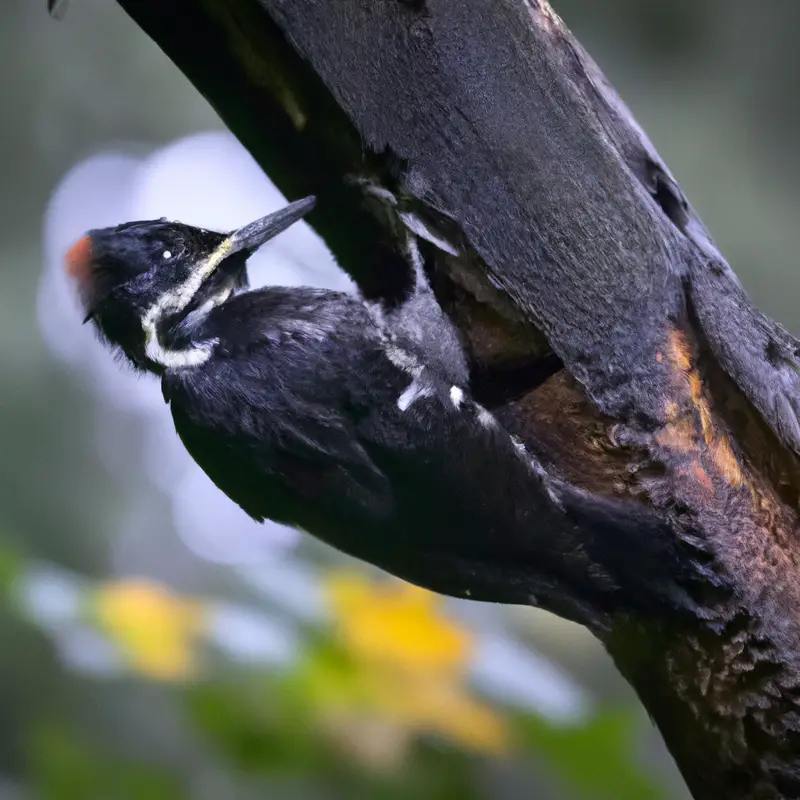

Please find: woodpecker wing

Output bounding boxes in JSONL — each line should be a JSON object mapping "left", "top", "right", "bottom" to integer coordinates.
{"left": 167, "top": 370, "right": 394, "bottom": 523}
{"left": 353, "top": 374, "right": 696, "bottom": 615}
{"left": 161, "top": 287, "right": 692, "bottom": 623}
{"left": 161, "top": 289, "right": 397, "bottom": 539}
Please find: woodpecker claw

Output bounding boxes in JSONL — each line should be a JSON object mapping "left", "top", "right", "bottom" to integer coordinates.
{"left": 349, "top": 175, "right": 460, "bottom": 257}
{"left": 398, "top": 210, "right": 460, "bottom": 256}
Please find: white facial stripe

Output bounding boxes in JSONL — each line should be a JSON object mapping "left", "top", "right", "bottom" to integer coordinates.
{"left": 141, "top": 237, "right": 234, "bottom": 369}
{"left": 177, "top": 286, "right": 234, "bottom": 331}
{"left": 144, "top": 336, "right": 217, "bottom": 369}
{"left": 142, "top": 237, "right": 233, "bottom": 329}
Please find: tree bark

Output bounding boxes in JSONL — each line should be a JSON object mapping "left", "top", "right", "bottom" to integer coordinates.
{"left": 111, "top": 1, "right": 800, "bottom": 796}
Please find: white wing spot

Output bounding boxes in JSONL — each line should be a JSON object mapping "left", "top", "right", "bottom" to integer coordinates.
{"left": 162, "top": 250, "right": 172, "bottom": 259}
{"left": 450, "top": 386, "right": 464, "bottom": 407}
{"left": 398, "top": 379, "right": 432, "bottom": 411}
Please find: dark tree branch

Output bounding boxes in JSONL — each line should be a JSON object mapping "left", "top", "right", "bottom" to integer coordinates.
{"left": 103, "top": 1, "right": 800, "bottom": 796}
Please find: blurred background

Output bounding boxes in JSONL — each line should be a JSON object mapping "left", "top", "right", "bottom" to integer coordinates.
{"left": 0, "top": 1, "right": 798, "bottom": 797}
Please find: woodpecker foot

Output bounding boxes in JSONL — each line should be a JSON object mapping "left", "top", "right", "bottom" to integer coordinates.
{"left": 347, "top": 174, "right": 460, "bottom": 257}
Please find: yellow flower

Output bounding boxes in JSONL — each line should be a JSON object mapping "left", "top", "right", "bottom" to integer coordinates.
{"left": 325, "top": 572, "right": 473, "bottom": 673}
{"left": 367, "top": 672, "right": 510, "bottom": 754}
{"left": 91, "top": 578, "right": 206, "bottom": 681}
{"left": 320, "top": 571, "right": 511, "bottom": 757}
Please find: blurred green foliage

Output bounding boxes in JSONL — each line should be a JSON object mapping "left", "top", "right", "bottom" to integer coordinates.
{"left": 0, "top": 543, "right": 664, "bottom": 799}
{"left": 30, "top": 726, "right": 183, "bottom": 800}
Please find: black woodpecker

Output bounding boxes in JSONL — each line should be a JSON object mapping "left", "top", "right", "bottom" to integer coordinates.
{"left": 64, "top": 196, "right": 690, "bottom": 628}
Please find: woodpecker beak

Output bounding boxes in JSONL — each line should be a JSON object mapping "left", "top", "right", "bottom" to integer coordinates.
{"left": 188, "top": 196, "right": 316, "bottom": 297}
{"left": 225, "top": 196, "right": 316, "bottom": 257}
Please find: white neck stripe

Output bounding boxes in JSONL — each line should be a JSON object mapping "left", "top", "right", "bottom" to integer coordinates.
{"left": 141, "top": 240, "right": 234, "bottom": 369}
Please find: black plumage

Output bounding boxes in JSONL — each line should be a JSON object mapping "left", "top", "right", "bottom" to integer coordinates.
{"left": 64, "top": 197, "right": 691, "bottom": 629}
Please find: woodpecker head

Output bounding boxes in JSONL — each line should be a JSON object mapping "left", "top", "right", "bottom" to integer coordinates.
{"left": 64, "top": 196, "right": 316, "bottom": 372}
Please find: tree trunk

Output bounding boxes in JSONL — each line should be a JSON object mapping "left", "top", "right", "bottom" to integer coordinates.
{"left": 112, "top": 1, "right": 800, "bottom": 796}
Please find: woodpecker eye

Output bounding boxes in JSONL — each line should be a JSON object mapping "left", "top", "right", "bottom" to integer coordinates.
{"left": 162, "top": 250, "right": 173, "bottom": 260}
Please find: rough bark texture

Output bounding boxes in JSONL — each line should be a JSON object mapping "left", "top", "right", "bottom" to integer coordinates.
{"left": 111, "top": 1, "right": 800, "bottom": 796}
